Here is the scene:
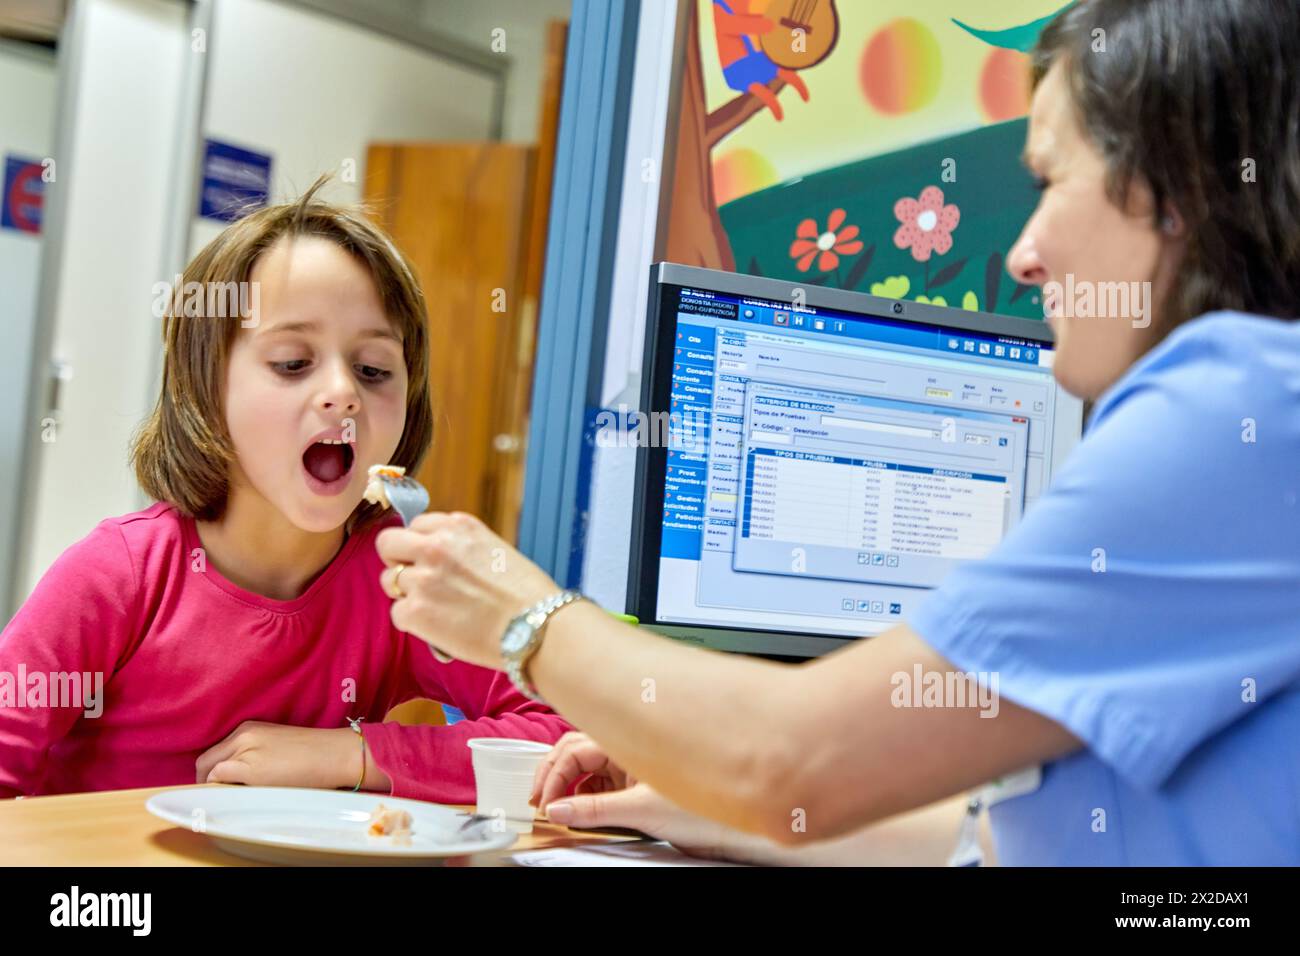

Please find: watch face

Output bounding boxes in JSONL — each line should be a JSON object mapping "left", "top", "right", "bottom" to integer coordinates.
{"left": 502, "top": 621, "right": 531, "bottom": 655}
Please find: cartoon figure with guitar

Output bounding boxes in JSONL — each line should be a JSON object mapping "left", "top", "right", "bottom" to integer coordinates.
{"left": 711, "top": 0, "right": 840, "bottom": 120}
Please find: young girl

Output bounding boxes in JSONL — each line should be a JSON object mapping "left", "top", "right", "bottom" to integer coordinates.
{"left": 0, "top": 178, "right": 571, "bottom": 801}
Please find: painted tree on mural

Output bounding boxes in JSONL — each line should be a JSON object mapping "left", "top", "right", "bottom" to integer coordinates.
{"left": 664, "top": 1, "right": 836, "bottom": 271}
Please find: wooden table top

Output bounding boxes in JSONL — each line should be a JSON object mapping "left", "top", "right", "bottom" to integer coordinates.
{"left": 0, "top": 784, "right": 992, "bottom": 867}
{"left": 0, "top": 784, "right": 639, "bottom": 867}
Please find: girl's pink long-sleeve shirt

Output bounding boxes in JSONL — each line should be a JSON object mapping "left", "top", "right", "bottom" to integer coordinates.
{"left": 0, "top": 502, "right": 572, "bottom": 802}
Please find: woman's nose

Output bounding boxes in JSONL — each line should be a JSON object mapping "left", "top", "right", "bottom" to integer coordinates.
{"left": 1006, "top": 230, "right": 1049, "bottom": 289}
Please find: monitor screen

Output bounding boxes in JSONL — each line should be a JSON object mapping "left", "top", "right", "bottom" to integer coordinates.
{"left": 627, "top": 263, "right": 1085, "bottom": 659}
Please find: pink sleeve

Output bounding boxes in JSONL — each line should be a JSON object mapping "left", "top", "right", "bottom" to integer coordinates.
{"left": 362, "top": 635, "right": 573, "bottom": 804}
{"left": 0, "top": 523, "right": 142, "bottom": 797}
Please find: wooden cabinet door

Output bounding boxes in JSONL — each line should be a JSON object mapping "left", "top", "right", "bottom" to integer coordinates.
{"left": 364, "top": 142, "right": 536, "bottom": 540}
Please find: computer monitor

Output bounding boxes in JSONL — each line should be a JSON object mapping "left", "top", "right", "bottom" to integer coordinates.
{"left": 626, "top": 262, "right": 1085, "bottom": 659}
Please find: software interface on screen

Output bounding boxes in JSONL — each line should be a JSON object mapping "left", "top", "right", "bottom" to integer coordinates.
{"left": 656, "top": 283, "right": 1080, "bottom": 639}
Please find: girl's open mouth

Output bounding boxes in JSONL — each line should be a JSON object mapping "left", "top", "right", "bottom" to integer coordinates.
{"left": 302, "top": 440, "right": 355, "bottom": 496}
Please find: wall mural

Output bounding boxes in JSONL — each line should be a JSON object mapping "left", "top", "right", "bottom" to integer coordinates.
{"left": 664, "top": 0, "right": 1073, "bottom": 319}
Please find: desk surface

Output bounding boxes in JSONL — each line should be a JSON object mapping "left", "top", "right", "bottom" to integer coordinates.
{"left": 0, "top": 785, "right": 992, "bottom": 866}
{"left": 0, "top": 784, "right": 638, "bottom": 866}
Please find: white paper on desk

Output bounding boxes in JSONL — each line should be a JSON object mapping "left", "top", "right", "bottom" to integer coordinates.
{"left": 511, "top": 841, "right": 739, "bottom": 867}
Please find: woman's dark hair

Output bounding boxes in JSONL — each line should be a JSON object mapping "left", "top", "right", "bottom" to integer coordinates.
{"left": 1033, "top": 0, "right": 1300, "bottom": 333}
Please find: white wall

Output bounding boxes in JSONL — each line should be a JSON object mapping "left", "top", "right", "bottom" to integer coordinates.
{"left": 420, "top": 0, "right": 572, "bottom": 143}
{"left": 191, "top": 0, "right": 501, "bottom": 254}
{"left": 18, "top": 0, "right": 190, "bottom": 604}
{"left": 0, "top": 40, "right": 57, "bottom": 619}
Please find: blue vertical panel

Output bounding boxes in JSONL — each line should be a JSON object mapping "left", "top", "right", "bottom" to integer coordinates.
{"left": 518, "top": 0, "right": 641, "bottom": 583}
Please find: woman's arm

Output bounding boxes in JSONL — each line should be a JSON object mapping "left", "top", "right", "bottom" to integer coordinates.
{"left": 545, "top": 781, "right": 986, "bottom": 867}
{"left": 530, "top": 602, "right": 1078, "bottom": 843}
{"left": 532, "top": 734, "right": 987, "bottom": 866}
{"left": 377, "top": 514, "right": 1081, "bottom": 844}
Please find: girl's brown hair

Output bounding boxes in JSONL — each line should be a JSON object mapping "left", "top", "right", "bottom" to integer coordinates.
{"left": 130, "top": 175, "right": 433, "bottom": 534}
{"left": 1033, "top": 0, "right": 1300, "bottom": 335}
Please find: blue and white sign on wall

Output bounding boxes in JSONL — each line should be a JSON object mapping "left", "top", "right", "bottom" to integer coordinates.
{"left": 2, "top": 154, "right": 47, "bottom": 234}
{"left": 199, "top": 139, "right": 272, "bottom": 222}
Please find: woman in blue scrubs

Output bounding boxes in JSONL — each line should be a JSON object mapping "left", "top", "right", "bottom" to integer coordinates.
{"left": 375, "top": 0, "right": 1300, "bottom": 865}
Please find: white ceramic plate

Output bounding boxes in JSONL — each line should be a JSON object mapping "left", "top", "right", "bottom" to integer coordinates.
{"left": 146, "top": 786, "right": 517, "bottom": 866}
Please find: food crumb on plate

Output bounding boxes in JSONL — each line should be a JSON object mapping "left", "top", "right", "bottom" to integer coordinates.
{"left": 367, "top": 803, "right": 413, "bottom": 845}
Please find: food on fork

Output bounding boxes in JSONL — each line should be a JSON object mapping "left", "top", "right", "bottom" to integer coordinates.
{"left": 363, "top": 464, "right": 407, "bottom": 508}
{"left": 367, "top": 803, "right": 413, "bottom": 844}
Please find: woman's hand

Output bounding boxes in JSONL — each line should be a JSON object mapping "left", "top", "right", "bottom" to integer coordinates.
{"left": 530, "top": 731, "right": 637, "bottom": 810}
{"left": 195, "top": 721, "right": 386, "bottom": 790}
{"left": 531, "top": 732, "right": 755, "bottom": 863}
{"left": 544, "top": 783, "right": 755, "bottom": 863}
{"left": 375, "top": 512, "right": 561, "bottom": 669}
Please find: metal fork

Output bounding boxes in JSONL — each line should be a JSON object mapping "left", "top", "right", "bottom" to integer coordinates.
{"left": 380, "top": 473, "right": 429, "bottom": 527}
{"left": 378, "top": 473, "right": 454, "bottom": 664}
{"left": 451, "top": 812, "right": 513, "bottom": 843}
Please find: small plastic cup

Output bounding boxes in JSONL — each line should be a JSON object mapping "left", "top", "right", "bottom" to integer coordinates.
{"left": 466, "top": 738, "right": 554, "bottom": 833}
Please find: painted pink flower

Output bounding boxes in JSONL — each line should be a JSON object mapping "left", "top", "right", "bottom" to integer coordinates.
{"left": 789, "top": 208, "right": 865, "bottom": 272}
{"left": 893, "top": 186, "right": 960, "bottom": 263}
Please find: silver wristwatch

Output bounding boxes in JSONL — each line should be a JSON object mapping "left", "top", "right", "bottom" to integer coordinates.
{"left": 501, "top": 590, "right": 583, "bottom": 702}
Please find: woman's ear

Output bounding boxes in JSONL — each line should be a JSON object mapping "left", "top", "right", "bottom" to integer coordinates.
{"left": 1160, "top": 206, "right": 1186, "bottom": 237}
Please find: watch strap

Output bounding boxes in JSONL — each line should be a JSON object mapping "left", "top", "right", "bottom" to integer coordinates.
{"left": 503, "top": 589, "right": 583, "bottom": 702}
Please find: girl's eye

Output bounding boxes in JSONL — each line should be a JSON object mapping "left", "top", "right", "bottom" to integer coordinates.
{"left": 269, "top": 360, "right": 392, "bottom": 382}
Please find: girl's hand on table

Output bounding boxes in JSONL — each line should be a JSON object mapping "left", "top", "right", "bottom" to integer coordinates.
{"left": 195, "top": 721, "right": 385, "bottom": 790}
{"left": 376, "top": 512, "right": 560, "bottom": 669}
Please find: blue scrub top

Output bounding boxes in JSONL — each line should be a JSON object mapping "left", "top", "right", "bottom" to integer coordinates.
{"left": 909, "top": 312, "right": 1300, "bottom": 865}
